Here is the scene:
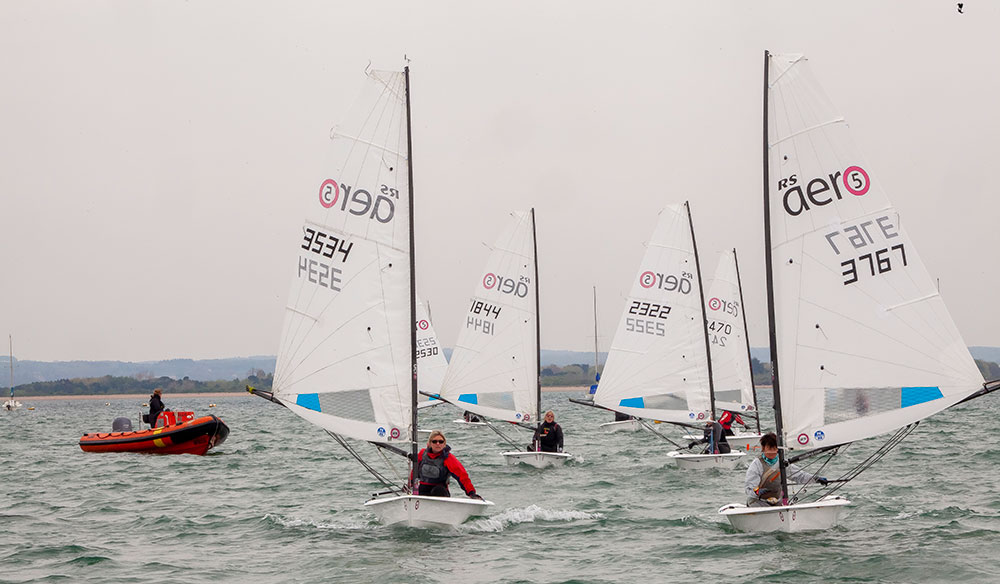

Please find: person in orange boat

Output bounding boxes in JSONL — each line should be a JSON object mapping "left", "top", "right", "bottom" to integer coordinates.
{"left": 147, "top": 389, "right": 165, "bottom": 428}
{"left": 411, "top": 430, "right": 482, "bottom": 499}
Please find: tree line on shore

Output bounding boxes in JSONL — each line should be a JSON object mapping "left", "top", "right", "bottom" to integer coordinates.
{"left": 11, "top": 359, "right": 1000, "bottom": 397}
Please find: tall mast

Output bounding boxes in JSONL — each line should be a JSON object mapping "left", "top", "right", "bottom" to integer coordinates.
{"left": 733, "top": 248, "right": 761, "bottom": 434}
{"left": 8, "top": 335, "right": 12, "bottom": 401}
{"left": 686, "top": 201, "right": 715, "bottom": 419}
{"left": 404, "top": 66, "right": 418, "bottom": 469}
{"left": 762, "top": 51, "right": 790, "bottom": 499}
{"left": 531, "top": 208, "right": 542, "bottom": 425}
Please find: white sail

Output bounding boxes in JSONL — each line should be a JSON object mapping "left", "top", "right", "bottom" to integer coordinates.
{"left": 705, "top": 250, "right": 755, "bottom": 413}
{"left": 767, "top": 54, "right": 983, "bottom": 450}
{"left": 439, "top": 210, "right": 538, "bottom": 424}
{"left": 416, "top": 298, "right": 448, "bottom": 406}
{"left": 272, "top": 69, "right": 413, "bottom": 445}
{"left": 594, "top": 204, "right": 712, "bottom": 423}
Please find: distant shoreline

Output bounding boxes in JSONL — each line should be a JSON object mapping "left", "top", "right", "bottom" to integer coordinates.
{"left": 17, "top": 387, "right": 599, "bottom": 401}
{"left": 20, "top": 392, "right": 249, "bottom": 402}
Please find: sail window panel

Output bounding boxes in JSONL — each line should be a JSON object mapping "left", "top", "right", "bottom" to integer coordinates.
{"left": 462, "top": 391, "right": 516, "bottom": 412}
{"left": 821, "top": 387, "right": 900, "bottom": 425}
{"left": 628, "top": 392, "right": 687, "bottom": 411}
{"left": 317, "top": 389, "right": 378, "bottom": 423}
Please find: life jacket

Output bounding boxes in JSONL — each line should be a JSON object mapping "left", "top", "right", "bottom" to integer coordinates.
{"left": 756, "top": 456, "right": 783, "bottom": 501}
{"left": 417, "top": 448, "right": 451, "bottom": 486}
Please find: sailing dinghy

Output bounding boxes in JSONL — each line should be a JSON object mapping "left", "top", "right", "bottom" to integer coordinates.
{"left": 719, "top": 52, "right": 998, "bottom": 532}
{"left": 3, "top": 336, "right": 21, "bottom": 411}
{"left": 435, "top": 210, "right": 572, "bottom": 469}
{"left": 251, "top": 67, "right": 491, "bottom": 528}
{"left": 589, "top": 203, "right": 745, "bottom": 470}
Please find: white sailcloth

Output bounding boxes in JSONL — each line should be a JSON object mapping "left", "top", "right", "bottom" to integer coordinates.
{"left": 705, "top": 250, "right": 755, "bottom": 413}
{"left": 439, "top": 211, "right": 538, "bottom": 424}
{"left": 272, "top": 69, "right": 413, "bottom": 445}
{"left": 594, "top": 204, "right": 712, "bottom": 423}
{"left": 767, "top": 54, "right": 983, "bottom": 451}
{"left": 416, "top": 299, "right": 448, "bottom": 405}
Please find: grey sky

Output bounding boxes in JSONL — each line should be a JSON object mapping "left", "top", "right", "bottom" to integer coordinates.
{"left": 2, "top": 1, "right": 998, "bottom": 362}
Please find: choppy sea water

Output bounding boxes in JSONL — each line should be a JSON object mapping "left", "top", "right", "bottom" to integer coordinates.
{"left": 2, "top": 389, "right": 999, "bottom": 584}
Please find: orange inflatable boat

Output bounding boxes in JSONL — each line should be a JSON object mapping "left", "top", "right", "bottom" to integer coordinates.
{"left": 79, "top": 411, "right": 229, "bottom": 455}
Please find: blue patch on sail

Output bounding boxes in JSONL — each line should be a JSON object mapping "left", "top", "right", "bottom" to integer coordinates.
{"left": 900, "top": 386, "right": 943, "bottom": 408}
{"left": 589, "top": 384, "right": 598, "bottom": 395}
{"left": 296, "top": 393, "right": 322, "bottom": 412}
{"left": 458, "top": 394, "right": 478, "bottom": 405}
{"left": 619, "top": 397, "right": 645, "bottom": 408}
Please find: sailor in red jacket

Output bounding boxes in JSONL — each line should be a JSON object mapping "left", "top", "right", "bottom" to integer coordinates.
{"left": 719, "top": 410, "right": 749, "bottom": 436}
{"left": 411, "top": 430, "right": 483, "bottom": 499}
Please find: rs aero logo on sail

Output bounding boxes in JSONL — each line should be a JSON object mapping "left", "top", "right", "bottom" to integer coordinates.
{"left": 778, "top": 165, "right": 870, "bottom": 216}
{"left": 318, "top": 179, "right": 399, "bottom": 223}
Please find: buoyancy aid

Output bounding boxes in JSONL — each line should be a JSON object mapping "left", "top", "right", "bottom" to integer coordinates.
{"left": 756, "top": 456, "right": 783, "bottom": 501}
{"left": 418, "top": 448, "right": 451, "bottom": 485}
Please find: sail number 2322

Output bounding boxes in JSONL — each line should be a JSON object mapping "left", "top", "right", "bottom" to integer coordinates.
{"left": 625, "top": 301, "right": 670, "bottom": 336}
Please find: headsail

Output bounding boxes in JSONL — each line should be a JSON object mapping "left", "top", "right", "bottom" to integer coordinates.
{"left": 766, "top": 54, "right": 984, "bottom": 451}
{"left": 594, "top": 204, "right": 712, "bottom": 424}
{"left": 272, "top": 69, "right": 413, "bottom": 445}
{"left": 705, "top": 250, "right": 756, "bottom": 413}
{"left": 439, "top": 210, "right": 539, "bottom": 424}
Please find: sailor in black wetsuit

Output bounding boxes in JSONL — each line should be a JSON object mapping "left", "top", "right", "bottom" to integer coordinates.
{"left": 531, "top": 410, "right": 564, "bottom": 452}
{"left": 147, "top": 389, "right": 165, "bottom": 428}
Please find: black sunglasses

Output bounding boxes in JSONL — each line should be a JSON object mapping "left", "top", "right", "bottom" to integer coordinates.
{"left": 430, "top": 439, "right": 445, "bottom": 444}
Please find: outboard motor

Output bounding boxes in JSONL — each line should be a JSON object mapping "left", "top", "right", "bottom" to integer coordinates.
{"left": 112, "top": 417, "right": 133, "bottom": 432}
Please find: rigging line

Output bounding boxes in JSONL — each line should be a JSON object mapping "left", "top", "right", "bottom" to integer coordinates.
{"left": 325, "top": 430, "right": 400, "bottom": 490}
{"left": 768, "top": 53, "right": 805, "bottom": 87}
{"left": 637, "top": 419, "right": 685, "bottom": 449}
{"left": 374, "top": 445, "right": 406, "bottom": 487}
{"left": 484, "top": 418, "right": 523, "bottom": 449}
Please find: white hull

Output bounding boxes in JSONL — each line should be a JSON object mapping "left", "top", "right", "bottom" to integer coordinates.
{"left": 683, "top": 432, "right": 763, "bottom": 451}
{"left": 667, "top": 450, "right": 746, "bottom": 470}
{"left": 2, "top": 400, "right": 21, "bottom": 410}
{"left": 718, "top": 496, "right": 851, "bottom": 533}
{"left": 452, "top": 419, "right": 487, "bottom": 427}
{"left": 599, "top": 419, "right": 643, "bottom": 433}
{"left": 500, "top": 451, "right": 573, "bottom": 468}
{"left": 364, "top": 495, "right": 493, "bottom": 528}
